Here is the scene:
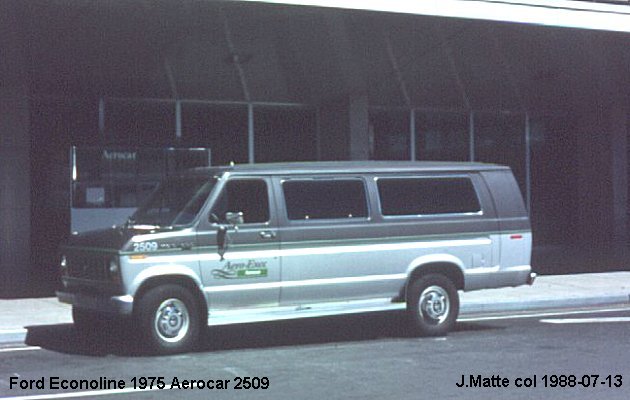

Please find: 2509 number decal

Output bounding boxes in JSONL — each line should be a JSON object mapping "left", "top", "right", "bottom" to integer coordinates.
{"left": 133, "top": 242, "right": 158, "bottom": 252}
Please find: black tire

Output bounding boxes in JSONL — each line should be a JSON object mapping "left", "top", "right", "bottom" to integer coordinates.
{"left": 136, "top": 284, "right": 201, "bottom": 355}
{"left": 406, "top": 274, "right": 459, "bottom": 336}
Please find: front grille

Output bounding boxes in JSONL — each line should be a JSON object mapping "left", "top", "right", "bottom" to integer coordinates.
{"left": 67, "top": 252, "right": 109, "bottom": 281}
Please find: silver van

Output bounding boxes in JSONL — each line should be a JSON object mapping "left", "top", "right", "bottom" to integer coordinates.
{"left": 57, "top": 161, "right": 534, "bottom": 354}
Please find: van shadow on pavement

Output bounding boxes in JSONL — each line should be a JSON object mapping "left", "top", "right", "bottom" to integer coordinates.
{"left": 24, "top": 311, "right": 498, "bottom": 357}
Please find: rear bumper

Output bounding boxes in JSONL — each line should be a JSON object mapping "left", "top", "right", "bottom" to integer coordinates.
{"left": 463, "top": 265, "right": 534, "bottom": 291}
{"left": 57, "top": 291, "right": 134, "bottom": 315}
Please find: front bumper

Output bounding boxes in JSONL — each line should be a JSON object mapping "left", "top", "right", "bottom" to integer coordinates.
{"left": 57, "top": 291, "right": 134, "bottom": 315}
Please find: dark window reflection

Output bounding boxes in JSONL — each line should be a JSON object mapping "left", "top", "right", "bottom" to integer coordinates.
{"left": 378, "top": 177, "right": 480, "bottom": 216}
{"left": 254, "top": 107, "right": 317, "bottom": 163}
{"left": 415, "top": 111, "right": 469, "bottom": 161}
{"left": 182, "top": 104, "right": 248, "bottom": 166}
{"left": 106, "top": 100, "right": 175, "bottom": 146}
{"left": 283, "top": 180, "right": 368, "bottom": 220}
{"left": 369, "top": 110, "right": 409, "bottom": 160}
{"left": 212, "top": 180, "right": 270, "bottom": 224}
{"left": 474, "top": 112, "right": 526, "bottom": 195}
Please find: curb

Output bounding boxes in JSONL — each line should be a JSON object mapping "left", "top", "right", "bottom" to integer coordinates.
{"left": 460, "top": 294, "right": 630, "bottom": 315}
{"left": 0, "top": 329, "right": 28, "bottom": 345}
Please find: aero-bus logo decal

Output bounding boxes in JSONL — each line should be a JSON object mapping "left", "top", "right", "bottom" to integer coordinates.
{"left": 212, "top": 259, "right": 268, "bottom": 279}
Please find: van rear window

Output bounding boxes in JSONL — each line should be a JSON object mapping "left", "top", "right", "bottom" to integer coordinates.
{"left": 283, "top": 179, "right": 368, "bottom": 220}
{"left": 377, "top": 177, "right": 481, "bottom": 216}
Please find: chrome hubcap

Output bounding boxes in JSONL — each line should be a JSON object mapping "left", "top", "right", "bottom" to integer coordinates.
{"left": 419, "top": 286, "right": 449, "bottom": 324}
{"left": 154, "top": 298, "right": 189, "bottom": 343}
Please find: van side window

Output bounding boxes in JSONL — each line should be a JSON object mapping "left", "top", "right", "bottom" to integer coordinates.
{"left": 212, "top": 179, "right": 269, "bottom": 223}
{"left": 283, "top": 179, "right": 368, "bottom": 220}
{"left": 377, "top": 177, "right": 481, "bottom": 216}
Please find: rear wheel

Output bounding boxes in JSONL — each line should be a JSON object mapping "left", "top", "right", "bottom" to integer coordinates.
{"left": 136, "top": 285, "right": 201, "bottom": 354}
{"left": 406, "top": 274, "right": 459, "bottom": 336}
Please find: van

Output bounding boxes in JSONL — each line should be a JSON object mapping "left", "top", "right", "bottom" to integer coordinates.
{"left": 57, "top": 161, "right": 534, "bottom": 354}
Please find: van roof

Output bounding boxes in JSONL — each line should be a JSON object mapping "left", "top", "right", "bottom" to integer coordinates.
{"left": 191, "top": 161, "right": 509, "bottom": 176}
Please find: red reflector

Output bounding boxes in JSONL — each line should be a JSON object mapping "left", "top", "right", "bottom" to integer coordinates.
{"left": 510, "top": 234, "right": 523, "bottom": 240}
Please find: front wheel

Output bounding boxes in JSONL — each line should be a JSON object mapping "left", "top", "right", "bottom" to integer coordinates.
{"left": 406, "top": 274, "right": 459, "bottom": 336}
{"left": 136, "top": 285, "right": 201, "bottom": 354}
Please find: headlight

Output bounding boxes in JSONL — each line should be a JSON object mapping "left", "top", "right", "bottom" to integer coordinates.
{"left": 60, "top": 255, "right": 68, "bottom": 276}
{"left": 108, "top": 258, "right": 121, "bottom": 282}
{"left": 108, "top": 259, "right": 119, "bottom": 274}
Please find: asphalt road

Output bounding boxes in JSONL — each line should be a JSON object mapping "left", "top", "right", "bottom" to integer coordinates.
{"left": 1, "top": 308, "right": 629, "bottom": 399}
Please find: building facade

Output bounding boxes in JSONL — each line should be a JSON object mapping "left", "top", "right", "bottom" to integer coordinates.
{"left": 1, "top": 0, "right": 629, "bottom": 296}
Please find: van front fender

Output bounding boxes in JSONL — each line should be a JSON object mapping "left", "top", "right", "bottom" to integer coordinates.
{"left": 128, "top": 264, "right": 204, "bottom": 296}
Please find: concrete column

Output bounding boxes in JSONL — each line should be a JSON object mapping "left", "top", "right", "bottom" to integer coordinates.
{"left": 318, "top": 97, "right": 350, "bottom": 161}
{"left": 0, "top": 1, "right": 31, "bottom": 297}
{"left": 318, "top": 93, "right": 369, "bottom": 161}
{"left": 605, "top": 35, "right": 630, "bottom": 249}
{"left": 574, "top": 32, "right": 629, "bottom": 258}
{"left": 598, "top": 34, "right": 628, "bottom": 251}
{"left": 318, "top": 13, "right": 370, "bottom": 161}
{"left": 574, "top": 115, "right": 611, "bottom": 249}
{"left": 348, "top": 93, "right": 369, "bottom": 160}
{"left": 610, "top": 107, "right": 628, "bottom": 248}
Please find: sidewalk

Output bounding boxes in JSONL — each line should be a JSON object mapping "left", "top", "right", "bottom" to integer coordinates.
{"left": 1, "top": 272, "right": 629, "bottom": 345}
{"left": 460, "top": 271, "right": 630, "bottom": 315}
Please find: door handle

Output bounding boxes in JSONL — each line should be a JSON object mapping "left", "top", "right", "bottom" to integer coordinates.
{"left": 259, "top": 231, "right": 276, "bottom": 239}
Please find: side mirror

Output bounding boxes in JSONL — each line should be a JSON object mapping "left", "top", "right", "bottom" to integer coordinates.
{"left": 215, "top": 212, "right": 242, "bottom": 261}
{"left": 225, "top": 211, "right": 244, "bottom": 226}
{"left": 217, "top": 225, "right": 228, "bottom": 261}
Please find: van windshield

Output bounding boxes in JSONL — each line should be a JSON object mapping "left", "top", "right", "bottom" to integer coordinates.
{"left": 129, "top": 176, "right": 217, "bottom": 228}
